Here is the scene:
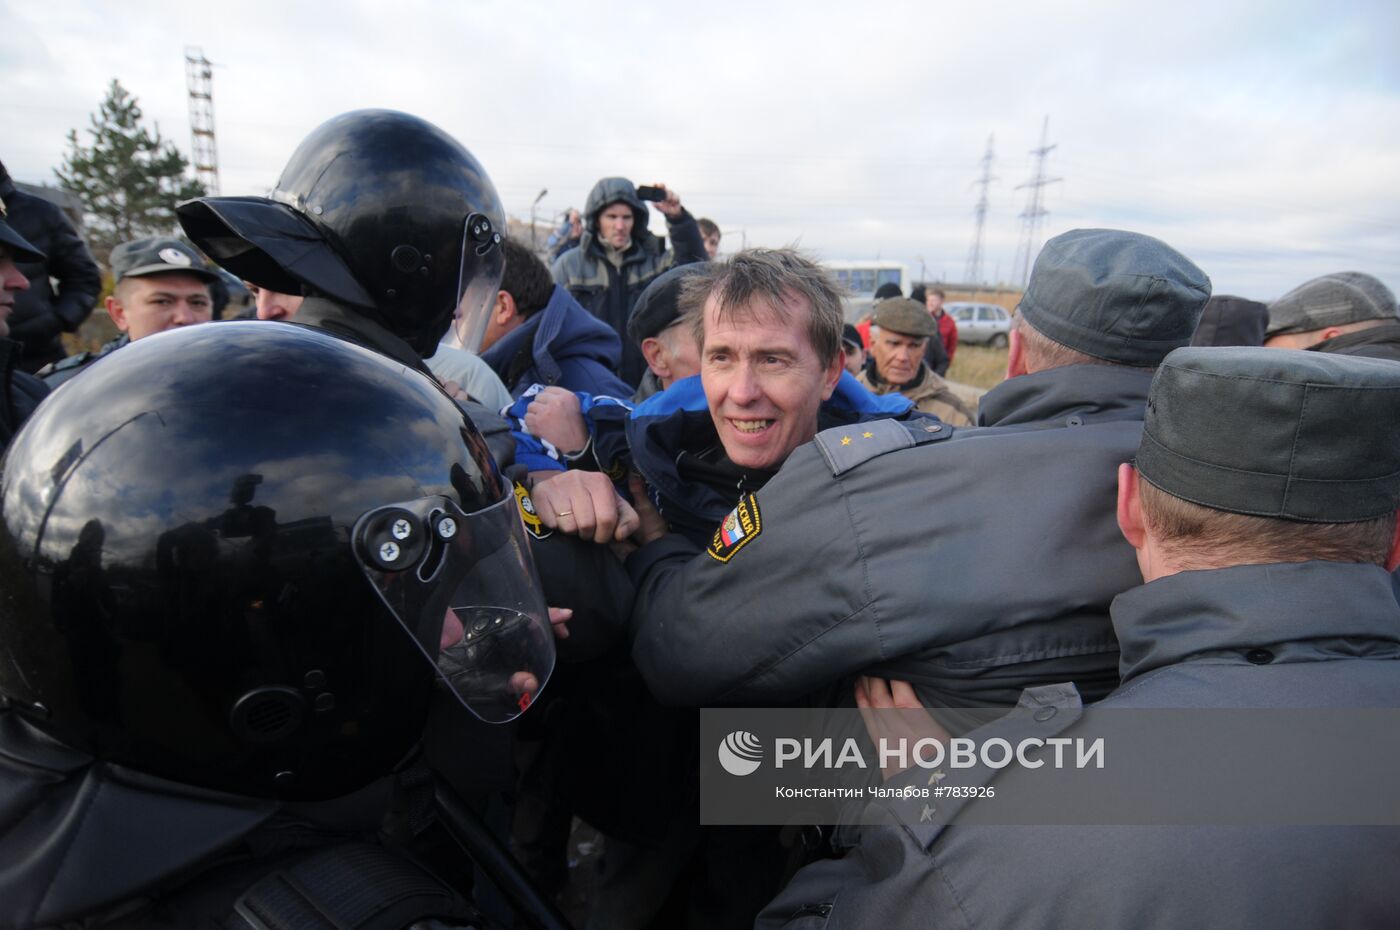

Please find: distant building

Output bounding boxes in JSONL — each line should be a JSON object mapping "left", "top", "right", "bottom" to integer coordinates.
{"left": 14, "top": 181, "right": 85, "bottom": 230}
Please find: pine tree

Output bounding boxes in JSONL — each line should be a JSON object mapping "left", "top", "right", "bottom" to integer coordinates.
{"left": 55, "top": 79, "right": 206, "bottom": 263}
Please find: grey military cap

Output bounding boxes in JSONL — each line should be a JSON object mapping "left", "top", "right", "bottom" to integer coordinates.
{"left": 1264, "top": 272, "right": 1398, "bottom": 338}
{"left": 1137, "top": 347, "right": 1400, "bottom": 522}
{"left": 110, "top": 237, "right": 219, "bottom": 284}
{"left": 1019, "top": 229, "right": 1211, "bottom": 367}
{"left": 871, "top": 298, "right": 937, "bottom": 338}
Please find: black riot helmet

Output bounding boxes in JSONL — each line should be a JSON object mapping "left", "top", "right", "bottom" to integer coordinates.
{"left": 0, "top": 323, "right": 553, "bottom": 801}
{"left": 177, "top": 110, "right": 506, "bottom": 356}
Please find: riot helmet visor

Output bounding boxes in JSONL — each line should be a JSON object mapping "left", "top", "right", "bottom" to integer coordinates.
{"left": 446, "top": 214, "right": 506, "bottom": 353}
{"left": 354, "top": 493, "right": 553, "bottom": 723}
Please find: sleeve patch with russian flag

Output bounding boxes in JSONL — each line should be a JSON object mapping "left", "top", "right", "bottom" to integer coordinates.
{"left": 707, "top": 493, "right": 762, "bottom": 563}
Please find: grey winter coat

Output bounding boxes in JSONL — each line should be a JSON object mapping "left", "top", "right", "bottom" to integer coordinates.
{"left": 759, "top": 561, "right": 1400, "bottom": 929}
{"left": 551, "top": 178, "right": 706, "bottom": 387}
{"left": 625, "top": 364, "right": 1153, "bottom": 708}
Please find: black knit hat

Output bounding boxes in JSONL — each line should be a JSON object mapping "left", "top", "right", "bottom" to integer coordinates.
{"left": 626, "top": 262, "right": 712, "bottom": 346}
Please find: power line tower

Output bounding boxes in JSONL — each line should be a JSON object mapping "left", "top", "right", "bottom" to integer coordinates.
{"left": 184, "top": 47, "right": 220, "bottom": 195}
{"left": 964, "top": 134, "right": 996, "bottom": 285}
{"left": 1011, "top": 116, "right": 1062, "bottom": 289}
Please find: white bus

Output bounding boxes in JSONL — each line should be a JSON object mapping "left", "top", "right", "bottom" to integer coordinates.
{"left": 822, "top": 260, "right": 912, "bottom": 321}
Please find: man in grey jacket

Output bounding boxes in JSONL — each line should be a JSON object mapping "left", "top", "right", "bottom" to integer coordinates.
{"left": 761, "top": 346, "right": 1400, "bottom": 929}
{"left": 626, "top": 228, "right": 1211, "bottom": 708}
{"left": 553, "top": 177, "right": 707, "bottom": 387}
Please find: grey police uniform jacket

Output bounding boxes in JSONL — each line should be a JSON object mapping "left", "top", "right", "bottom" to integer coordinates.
{"left": 758, "top": 561, "right": 1400, "bottom": 929}
{"left": 38, "top": 333, "right": 128, "bottom": 389}
{"left": 626, "top": 364, "right": 1153, "bottom": 707}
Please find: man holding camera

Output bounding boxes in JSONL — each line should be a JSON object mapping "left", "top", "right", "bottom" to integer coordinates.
{"left": 552, "top": 177, "right": 707, "bottom": 387}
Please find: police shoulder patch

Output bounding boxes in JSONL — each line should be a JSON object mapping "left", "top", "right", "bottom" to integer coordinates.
{"left": 707, "top": 493, "right": 762, "bottom": 563}
{"left": 814, "top": 417, "right": 953, "bottom": 476}
{"left": 514, "top": 482, "right": 552, "bottom": 540}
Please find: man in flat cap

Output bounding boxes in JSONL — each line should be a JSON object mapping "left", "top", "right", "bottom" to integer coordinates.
{"left": 859, "top": 297, "right": 974, "bottom": 425}
{"left": 625, "top": 228, "right": 1209, "bottom": 709}
{"left": 1264, "top": 271, "right": 1400, "bottom": 361}
{"left": 766, "top": 347, "right": 1400, "bottom": 928}
{"left": 39, "top": 237, "right": 218, "bottom": 388}
{"left": 0, "top": 205, "right": 50, "bottom": 446}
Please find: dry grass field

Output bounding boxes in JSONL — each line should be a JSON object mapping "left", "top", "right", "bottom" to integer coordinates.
{"left": 947, "top": 344, "right": 1008, "bottom": 392}
{"left": 60, "top": 309, "right": 121, "bottom": 356}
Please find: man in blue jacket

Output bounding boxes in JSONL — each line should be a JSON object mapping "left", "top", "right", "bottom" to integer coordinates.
{"left": 481, "top": 237, "right": 632, "bottom": 400}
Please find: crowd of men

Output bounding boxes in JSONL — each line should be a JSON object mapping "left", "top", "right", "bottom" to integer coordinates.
{"left": 0, "top": 111, "right": 1397, "bottom": 930}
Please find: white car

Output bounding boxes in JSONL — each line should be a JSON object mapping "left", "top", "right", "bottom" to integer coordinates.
{"left": 947, "top": 302, "right": 1012, "bottom": 348}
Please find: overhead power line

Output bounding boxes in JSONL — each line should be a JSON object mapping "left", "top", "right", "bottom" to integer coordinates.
{"left": 1011, "top": 116, "right": 1063, "bottom": 289}
{"left": 965, "top": 134, "right": 997, "bottom": 285}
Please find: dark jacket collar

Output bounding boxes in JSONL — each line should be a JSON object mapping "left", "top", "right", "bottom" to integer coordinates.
{"left": 290, "top": 297, "right": 428, "bottom": 373}
{"left": 0, "top": 338, "right": 49, "bottom": 448}
{"left": 978, "top": 364, "right": 1153, "bottom": 428}
{"left": 0, "top": 711, "right": 280, "bottom": 927}
{"left": 479, "top": 285, "right": 622, "bottom": 392}
{"left": 1309, "top": 320, "right": 1400, "bottom": 362}
{"left": 1111, "top": 561, "right": 1400, "bottom": 684}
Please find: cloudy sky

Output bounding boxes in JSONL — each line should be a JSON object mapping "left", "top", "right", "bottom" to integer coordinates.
{"left": 4, "top": 0, "right": 1397, "bottom": 299}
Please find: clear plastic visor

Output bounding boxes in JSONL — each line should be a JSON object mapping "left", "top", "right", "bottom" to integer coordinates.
{"left": 353, "top": 493, "right": 553, "bottom": 723}
{"left": 443, "top": 214, "right": 505, "bottom": 353}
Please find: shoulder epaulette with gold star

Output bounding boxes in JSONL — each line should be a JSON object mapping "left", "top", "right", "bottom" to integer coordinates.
{"left": 813, "top": 416, "right": 954, "bottom": 477}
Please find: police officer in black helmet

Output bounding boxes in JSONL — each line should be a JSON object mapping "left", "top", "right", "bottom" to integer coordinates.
{"left": 0, "top": 322, "right": 573, "bottom": 929}
{"left": 178, "top": 110, "right": 635, "bottom": 652}
{"left": 178, "top": 109, "right": 516, "bottom": 463}
{"left": 0, "top": 113, "right": 578, "bottom": 930}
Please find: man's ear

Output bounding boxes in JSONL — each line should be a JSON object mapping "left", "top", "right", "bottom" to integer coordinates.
{"left": 819, "top": 349, "right": 844, "bottom": 400}
{"left": 495, "top": 291, "right": 518, "bottom": 324}
{"left": 1117, "top": 463, "right": 1147, "bottom": 551}
{"left": 1385, "top": 508, "right": 1400, "bottom": 573}
{"left": 1006, "top": 326, "right": 1028, "bottom": 378}
{"left": 106, "top": 294, "right": 130, "bottom": 333}
{"left": 640, "top": 336, "right": 668, "bottom": 379}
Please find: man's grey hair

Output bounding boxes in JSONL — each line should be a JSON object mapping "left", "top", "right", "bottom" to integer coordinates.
{"left": 654, "top": 319, "right": 694, "bottom": 354}
{"left": 678, "top": 248, "right": 845, "bottom": 364}
{"left": 869, "top": 325, "right": 929, "bottom": 344}
{"left": 1013, "top": 310, "right": 1152, "bottom": 372}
